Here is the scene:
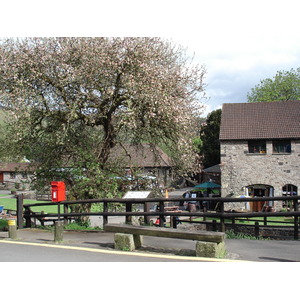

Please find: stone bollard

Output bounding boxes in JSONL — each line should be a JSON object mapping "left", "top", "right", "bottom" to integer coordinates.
{"left": 195, "top": 241, "right": 226, "bottom": 258}
{"left": 8, "top": 219, "right": 18, "bottom": 240}
{"left": 114, "top": 233, "right": 135, "bottom": 251}
{"left": 54, "top": 220, "right": 64, "bottom": 242}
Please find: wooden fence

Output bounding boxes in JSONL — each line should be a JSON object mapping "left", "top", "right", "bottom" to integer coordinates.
{"left": 16, "top": 195, "right": 300, "bottom": 240}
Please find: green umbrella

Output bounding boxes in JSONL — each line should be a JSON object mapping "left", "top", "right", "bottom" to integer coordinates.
{"left": 193, "top": 182, "right": 221, "bottom": 189}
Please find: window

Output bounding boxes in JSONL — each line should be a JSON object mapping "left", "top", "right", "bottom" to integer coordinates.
{"left": 282, "top": 184, "right": 297, "bottom": 196}
{"left": 273, "top": 140, "right": 291, "bottom": 153}
{"left": 10, "top": 172, "right": 16, "bottom": 179}
{"left": 248, "top": 140, "right": 266, "bottom": 154}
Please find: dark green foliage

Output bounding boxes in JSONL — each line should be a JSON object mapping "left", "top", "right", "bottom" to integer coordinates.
{"left": 200, "top": 109, "right": 221, "bottom": 168}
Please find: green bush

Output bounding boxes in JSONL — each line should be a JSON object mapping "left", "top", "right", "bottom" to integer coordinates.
{"left": 64, "top": 221, "right": 102, "bottom": 231}
{"left": 0, "top": 219, "right": 8, "bottom": 231}
{"left": 226, "top": 229, "right": 258, "bottom": 240}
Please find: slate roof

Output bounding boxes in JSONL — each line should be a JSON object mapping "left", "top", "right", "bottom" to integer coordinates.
{"left": 202, "top": 164, "right": 221, "bottom": 173}
{"left": 219, "top": 101, "right": 300, "bottom": 140}
{"left": 111, "top": 144, "right": 174, "bottom": 168}
{"left": 0, "top": 162, "right": 30, "bottom": 172}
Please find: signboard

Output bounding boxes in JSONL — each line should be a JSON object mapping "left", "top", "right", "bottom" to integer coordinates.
{"left": 123, "top": 191, "right": 152, "bottom": 199}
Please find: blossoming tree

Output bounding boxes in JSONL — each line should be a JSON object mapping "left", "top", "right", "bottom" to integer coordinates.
{"left": 0, "top": 37, "right": 206, "bottom": 198}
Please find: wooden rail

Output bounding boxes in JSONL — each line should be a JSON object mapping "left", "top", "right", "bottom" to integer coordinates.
{"left": 17, "top": 195, "right": 300, "bottom": 239}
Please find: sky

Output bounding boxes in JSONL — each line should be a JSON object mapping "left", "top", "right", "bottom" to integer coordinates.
{"left": 175, "top": 34, "right": 300, "bottom": 116}
{"left": 2, "top": 0, "right": 300, "bottom": 117}
{"left": 167, "top": 0, "right": 300, "bottom": 115}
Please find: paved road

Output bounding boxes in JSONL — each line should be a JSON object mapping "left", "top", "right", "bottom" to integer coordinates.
{"left": 2, "top": 228, "right": 300, "bottom": 262}
{"left": 0, "top": 239, "right": 224, "bottom": 262}
{"left": 226, "top": 238, "right": 300, "bottom": 262}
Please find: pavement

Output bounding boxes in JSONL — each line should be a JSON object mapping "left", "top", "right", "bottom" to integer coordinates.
{"left": 1, "top": 188, "right": 300, "bottom": 262}
{"left": 1, "top": 223, "right": 300, "bottom": 262}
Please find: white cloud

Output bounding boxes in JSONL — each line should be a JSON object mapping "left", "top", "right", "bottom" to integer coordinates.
{"left": 200, "top": 103, "right": 212, "bottom": 118}
{"left": 3, "top": 0, "right": 300, "bottom": 115}
{"left": 173, "top": 28, "right": 300, "bottom": 112}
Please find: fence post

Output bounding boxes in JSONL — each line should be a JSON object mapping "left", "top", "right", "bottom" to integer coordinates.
{"left": 103, "top": 201, "right": 108, "bottom": 226}
{"left": 159, "top": 200, "right": 165, "bottom": 227}
{"left": 203, "top": 204, "right": 207, "bottom": 221}
{"left": 172, "top": 216, "right": 177, "bottom": 229}
{"left": 63, "top": 204, "right": 68, "bottom": 225}
{"left": 125, "top": 201, "right": 132, "bottom": 224}
{"left": 144, "top": 202, "right": 151, "bottom": 225}
{"left": 212, "top": 219, "right": 217, "bottom": 231}
{"left": 220, "top": 201, "right": 225, "bottom": 232}
{"left": 54, "top": 220, "right": 64, "bottom": 242}
{"left": 24, "top": 206, "right": 31, "bottom": 228}
{"left": 255, "top": 221, "right": 260, "bottom": 239}
{"left": 293, "top": 199, "right": 299, "bottom": 240}
{"left": 16, "top": 194, "right": 23, "bottom": 229}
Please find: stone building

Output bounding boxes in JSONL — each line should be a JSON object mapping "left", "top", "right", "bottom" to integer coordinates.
{"left": 111, "top": 144, "right": 175, "bottom": 187}
{"left": 219, "top": 101, "right": 300, "bottom": 211}
{"left": 201, "top": 164, "right": 221, "bottom": 185}
{"left": 0, "top": 162, "right": 32, "bottom": 190}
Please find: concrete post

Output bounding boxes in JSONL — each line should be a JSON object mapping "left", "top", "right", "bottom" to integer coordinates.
{"left": 54, "top": 220, "right": 64, "bottom": 242}
{"left": 8, "top": 219, "right": 18, "bottom": 240}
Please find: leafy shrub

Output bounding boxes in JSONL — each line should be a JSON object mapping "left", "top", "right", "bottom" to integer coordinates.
{"left": 0, "top": 219, "right": 8, "bottom": 231}
{"left": 226, "top": 229, "right": 258, "bottom": 240}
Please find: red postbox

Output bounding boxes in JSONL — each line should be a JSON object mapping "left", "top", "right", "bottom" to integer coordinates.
{"left": 51, "top": 181, "right": 66, "bottom": 202}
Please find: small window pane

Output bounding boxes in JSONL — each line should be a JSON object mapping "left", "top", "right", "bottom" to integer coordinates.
{"left": 248, "top": 140, "right": 266, "bottom": 153}
{"left": 273, "top": 141, "right": 291, "bottom": 153}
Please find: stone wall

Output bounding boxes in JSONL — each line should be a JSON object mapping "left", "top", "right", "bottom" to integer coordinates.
{"left": 220, "top": 139, "right": 300, "bottom": 210}
{"left": 1, "top": 172, "right": 32, "bottom": 190}
{"left": 206, "top": 223, "right": 296, "bottom": 240}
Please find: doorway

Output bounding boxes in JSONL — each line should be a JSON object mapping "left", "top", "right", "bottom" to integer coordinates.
{"left": 246, "top": 184, "right": 274, "bottom": 212}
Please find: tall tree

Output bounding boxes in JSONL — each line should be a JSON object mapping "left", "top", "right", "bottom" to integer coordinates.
{"left": 200, "top": 109, "right": 221, "bottom": 169}
{"left": 247, "top": 68, "right": 300, "bottom": 102}
{"left": 0, "top": 37, "right": 206, "bottom": 198}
